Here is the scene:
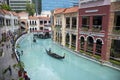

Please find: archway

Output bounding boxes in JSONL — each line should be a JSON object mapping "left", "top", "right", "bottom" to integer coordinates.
{"left": 87, "top": 36, "right": 94, "bottom": 53}
{"left": 80, "top": 36, "right": 85, "bottom": 50}
{"left": 71, "top": 34, "right": 76, "bottom": 50}
{"left": 96, "top": 39, "right": 103, "bottom": 55}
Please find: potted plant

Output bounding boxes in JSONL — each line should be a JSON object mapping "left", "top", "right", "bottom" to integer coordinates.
{"left": 13, "top": 61, "right": 24, "bottom": 77}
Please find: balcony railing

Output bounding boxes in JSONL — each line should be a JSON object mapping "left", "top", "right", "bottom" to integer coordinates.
{"left": 81, "top": 25, "right": 89, "bottom": 31}
{"left": 66, "top": 24, "right": 70, "bottom": 29}
{"left": 92, "top": 25, "right": 102, "bottom": 32}
{"left": 72, "top": 25, "right": 77, "bottom": 30}
{"left": 55, "top": 25, "right": 62, "bottom": 30}
{"left": 113, "top": 26, "right": 120, "bottom": 34}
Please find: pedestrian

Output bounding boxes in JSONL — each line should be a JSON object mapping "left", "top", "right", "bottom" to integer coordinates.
{"left": 12, "top": 47, "right": 15, "bottom": 52}
{"left": 6, "top": 44, "right": 8, "bottom": 49}
{"left": 8, "top": 65, "right": 12, "bottom": 76}
{"left": 17, "top": 51, "right": 20, "bottom": 59}
{"left": 49, "top": 48, "right": 51, "bottom": 53}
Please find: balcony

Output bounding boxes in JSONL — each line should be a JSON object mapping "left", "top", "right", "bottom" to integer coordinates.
{"left": 113, "top": 26, "right": 120, "bottom": 34}
{"left": 55, "top": 25, "right": 62, "bottom": 31}
{"left": 92, "top": 25, "right": 102, "bottom": 32}
{"left": 81, "top": 25, "right": 89, "bottom": 31}
{"left": 71, "top": 25, "right": 77, "bottom": 30}
{"left": 66, "top": 24, "right": 70, "bottom": 29}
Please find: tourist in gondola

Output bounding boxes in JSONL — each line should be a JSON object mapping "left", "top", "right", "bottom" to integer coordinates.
{"left": 49, "top": 48, "right": 51, "bottom": 53}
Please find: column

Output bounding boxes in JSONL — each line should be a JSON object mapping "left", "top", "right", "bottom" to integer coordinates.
{"left": 89, "top": 16, "right": 93, "bottom": 31}
{"left": 93, "top": 42, "right": 96, "bottom": 56}
{"left": 106, "top": 37, "right": 112, "bottom": 61}
{"left": 62, "top": 33, "right": 66, "bottom": 46}
{"left": 70, "top": 17, "right": 72, "bottom": 29}
{"left": 84, "top": 40, "right": 87, "bottom": 52}
{"left": 4, "top": 18, "right": 6, "bottom": 32}
{"left": 56, "top": 32, "right": 58, "bottom": 42}
{"left": 101, "top": 44, "right": 105, "bottom": 60}
{"left": 102, "top": 16, "right": 105, "bottom": 31}
{"left": 58, "top": 33, "right": 59, "bottom": 43}
{"left": 75, "top": 35, "right": 78, "bottom": 51}
{"left": 69, "top": 34, "right": 72, "bottom": 48}
{"left": 77, "top": 38, "right": 80, "bottom": 51}
{"left": 62, "top": 14, "right": 66, "bottom": 46}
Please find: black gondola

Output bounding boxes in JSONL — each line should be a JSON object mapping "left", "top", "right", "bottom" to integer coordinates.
{"left": 45, "top": 49, "right": 65, "bottom": 59}
{"left": 33, "top": 37, "right": 36, "bottom": 42}
{"left": 33, "top": 39, "right": 36, "bottom": 42}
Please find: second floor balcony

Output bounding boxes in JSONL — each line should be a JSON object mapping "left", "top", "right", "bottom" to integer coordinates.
{"left": 66, "top": 24, "right": 70, "bottom": 29}
{"left": 55, "top": 25, "right": 62, "bottom": 31}
{"left": 81, "top": 24, "right": 89, "bottom": 31}
{"left": 113, "top": 26, "right": 120, "bottom": 34}
{"left": 92, "top": 25, "right": 102, "bottom": 32}
{"left": 71, "top": 25, "right": 77, "bottom": 30}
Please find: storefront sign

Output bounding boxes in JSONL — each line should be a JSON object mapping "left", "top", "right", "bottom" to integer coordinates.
{"left": 85, "top": 10, "right": 98, "bottom": 13}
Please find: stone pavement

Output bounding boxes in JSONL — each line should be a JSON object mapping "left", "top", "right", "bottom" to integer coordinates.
{"left": 0, "top": 41, "right": 18, "bottom": 80}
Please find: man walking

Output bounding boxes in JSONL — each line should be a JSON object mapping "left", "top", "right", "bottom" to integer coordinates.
{"left": 8, "top": 65, "right": 12, "bottom": 76}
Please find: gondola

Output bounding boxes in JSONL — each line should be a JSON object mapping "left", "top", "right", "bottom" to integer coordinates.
{"left": 45, "top": 49, "right": 65, "bottom": 59}
{"left": 33, "top": 36, "right": 36, "bottom": 42}
{"left": 33, "top": 38, "right": 36, "bottom": 42}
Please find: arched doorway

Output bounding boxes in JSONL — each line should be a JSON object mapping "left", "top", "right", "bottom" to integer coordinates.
{"left": 35, "top": 28, "right": 37, "bottom": 31}
{"left": 71, "top": 34, "right": 76, "bottom": 50}
{"left": 87, "top": 36, "right": 94, "bottom": 53}
{"left": 30, "top": 28, "right": 32, "bottom": 32}
{"left": 80, "top": 36, "right": 85, "bottom": 50}
{"left": 96, "top": 39, "right": 103, "bottom": 55}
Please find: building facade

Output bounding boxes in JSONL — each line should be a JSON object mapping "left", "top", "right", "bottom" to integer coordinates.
{"left": 28, "top": 16, "right": 51, "bottom": 33}
{"left": 0, "top": 9, "right": 19, "bottom": 32}
{"left": 53, "top": 6, "right": 79, "bottom": 51}
{"left": 0, "top": 9, "right": 19, "bottom": 41}
{"left": 78, "top": 0, "right": 111, "bottom": 61}
{"left": 9, "top": 0, "right": 32, "bottom": 11}
{"left": 107, "top": 0, "right": 120, "bottom": 61}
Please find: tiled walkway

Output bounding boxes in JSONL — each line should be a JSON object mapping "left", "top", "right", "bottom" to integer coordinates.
{"left": 0, "top": 41, "right": 18, "bottom": 80}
